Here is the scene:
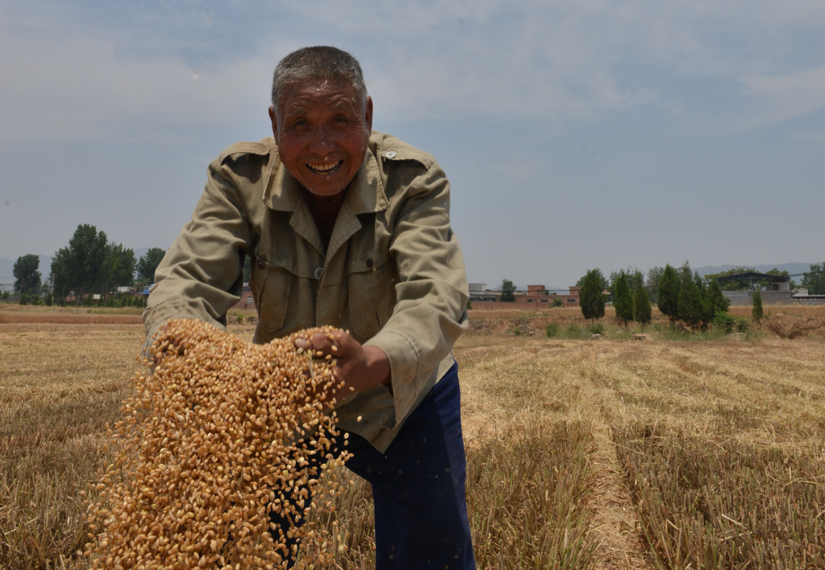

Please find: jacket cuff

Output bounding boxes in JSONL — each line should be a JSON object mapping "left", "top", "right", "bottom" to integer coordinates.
{"left": 141, "top": 299, "right": 226, "bottom": 357}
{"left": 364, "top": 328, "right": 421, "bottom": 426}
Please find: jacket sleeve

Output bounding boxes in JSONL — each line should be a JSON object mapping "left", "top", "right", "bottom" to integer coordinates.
{"left": 363, "top": 161, "right": 469, "bottom": 425}
{"left": 142, "top": 158, "right": 252, "bottom": 353}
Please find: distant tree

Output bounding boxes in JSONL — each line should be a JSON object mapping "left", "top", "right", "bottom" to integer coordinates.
{"left": 500, "top": 279, "right": 516, "bottom": 302}
{"left": 801, "top": 263, "right": 825, "bottom": 295}
{"left": 633, "top": 270, "right": 652, "bottom": 327}
{"left": 13, "top": 254, "right": 42, "bottom": 295}
{"left": 614, "top": 271, "right": 634, "bottom": 328}
{"left": 579, "top": 269, "right": 605, "bottom": 323}
{"left": 657, "top": 264, "right": 681, "bottom": 325}
{"left": 706, "top": 277, "right": 730, "bottom": 313}
{"left": 1, "top": 291, "right": 10, "bottom": 301}
{"left": 644, "top": 266, "right": 664, "bottom": 304}
{"left": 752, "top": 289, "right": 764, "bottom": 327}
{"left": 576, "top": 268, "right": 608, "bottom": 291}
{"left": 677, "top": 264, "right": 704, "bottom": 330}
{"left": 44, "top": 292, "right": 53, "bottom": 306}
{"left": 136, "top": 247, "right": 167, "bottom": 283}
{"left": 19, "top": 293, "right": 29, "bottom": 305}
{"left": 552, "top": 297, "right": 563, "bottom": 308}
{"left": 695, "top": 273, "right": 713, "bottom": 330}
{"left": 106, "top": 243, "right": 136, "bottom": 290}
{"left": 51, "top": 224, "right": 110, "bottom": 301}
{"left": 609, "top": 267, "right": 643, "bottom": 299}
{"left": 243, "top": 256, "right": 252, "bottom": 283}
{"left": 466, "top": 299, "right": 473, "bottom": 311}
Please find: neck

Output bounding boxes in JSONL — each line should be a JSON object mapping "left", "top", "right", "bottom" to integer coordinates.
{"left": 301, "top": 188, "right": 347, "bottom": 249}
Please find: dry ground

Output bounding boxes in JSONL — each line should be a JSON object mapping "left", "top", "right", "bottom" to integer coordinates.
{"left": 1, "top": 307, "right": 824, "bottom": 569}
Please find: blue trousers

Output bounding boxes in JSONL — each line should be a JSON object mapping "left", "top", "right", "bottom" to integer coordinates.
{"left": 272, "top": 362, "right": 476, "bottom": 570}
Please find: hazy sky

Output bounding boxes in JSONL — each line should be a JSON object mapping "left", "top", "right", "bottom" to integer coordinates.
{"left": 1, "top": 0, "right": 823, "bottom": 288}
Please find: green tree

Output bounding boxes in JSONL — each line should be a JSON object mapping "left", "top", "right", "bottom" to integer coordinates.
{"left": 51, "top": 224, "right": 110, "bottom": 302}
{"left": 576, "top": 268, "right": 608, "bottom": 291}
{"left": 500, "top": 279, "right": 516, "bottom": 302}
{"left": 19, "top": 293, "right": 29, "bottom": 305}
{"left": 44, "top": 292, "right": 53, "bottom": 306}
{"left": 706, "top": 277, "right": 730, "bottom": 313}
{"left": 752, "top": 289, "right": 764, "bottom": 327}
{"left": 677, "top": 264, "right": 703, "bottom": 330}
{"left": 579, "top": 269, "right": 605, "bottom": 323}
{"left": 645, "top": 266, "right": 665, "bottom": 304}
{"left": 107, "top": 243, "right": 136, "bottom": 290}
{"left": 136, "top": 247, "right": 167, "bottom": 283}
{"left": 800, "top": 263, "right": 825, "bottom": 295}
{"left": 613, "top": 271, "right": 634, "bottom": 328}
{"left": 633, "top": 270, "right": 652, "bottom": 327}
{"left": 695, "top": 273, "right": 714, "bottom": 330}
{"left": 13, "top": 254, "right": 42, "bottom": 295}
{"left": 658, "top": 264, "right": 680, "bottom": 325}
{"left": 609, "top": 267, "right": 643, "bottom": 299}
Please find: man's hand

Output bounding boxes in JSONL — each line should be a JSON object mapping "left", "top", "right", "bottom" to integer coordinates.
{"left": 295, "top": 331, "right": 390, "bottom": 405}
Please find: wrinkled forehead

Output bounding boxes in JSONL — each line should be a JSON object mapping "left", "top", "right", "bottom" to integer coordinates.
{"left": 277, "top": 79, "right": 362, "bottom": 117}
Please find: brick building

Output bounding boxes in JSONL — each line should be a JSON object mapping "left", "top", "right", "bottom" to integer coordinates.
{"left": 230, "top": 283, "right": 256, "bottom": 311}
{"left": 469, "top": 283, "right": 581, "bottom": 309}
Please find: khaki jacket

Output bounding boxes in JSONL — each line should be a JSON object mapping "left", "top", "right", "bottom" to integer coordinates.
{"left": 143, "top": 132, "right": 469, "bottom": 452}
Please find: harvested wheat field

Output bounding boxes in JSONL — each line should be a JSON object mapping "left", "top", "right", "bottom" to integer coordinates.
{"left": 1, "top": 307, "right": 825, "bottom": 569}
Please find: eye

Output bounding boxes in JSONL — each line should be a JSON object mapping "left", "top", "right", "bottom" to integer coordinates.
{"left": 291, "top": 118, "right": 309, "bottom": 130}
{"left": 332, "top": 115, "right": 348, "bottom": 127}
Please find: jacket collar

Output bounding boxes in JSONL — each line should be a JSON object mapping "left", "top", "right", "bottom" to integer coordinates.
{"left": 262, "top": 143, "right": 389, "bottom": 258}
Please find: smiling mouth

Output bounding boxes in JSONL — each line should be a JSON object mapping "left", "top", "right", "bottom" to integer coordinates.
{"left": 306, "top": 160, "right": 343, "bottom": 175}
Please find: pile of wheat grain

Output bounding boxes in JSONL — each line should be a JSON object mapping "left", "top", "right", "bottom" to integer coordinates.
{"left": 83, "top": 319, "right": 350, "bottom": 569}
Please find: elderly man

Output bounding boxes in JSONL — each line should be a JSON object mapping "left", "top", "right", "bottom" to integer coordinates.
{"left": 144, "top": 46, "right": 474, "bottom": 569}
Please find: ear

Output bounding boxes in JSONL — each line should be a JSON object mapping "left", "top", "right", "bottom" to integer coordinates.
{"left": 364, "top": 96, "right": 373, "bottom": 132}
{"left": 268, "top": 106, "right": 279, "bottom": 143}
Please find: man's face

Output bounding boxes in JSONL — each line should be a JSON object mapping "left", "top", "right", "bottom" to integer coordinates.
{"left": 269, "top": 80, "right": 373, "bottom": 197}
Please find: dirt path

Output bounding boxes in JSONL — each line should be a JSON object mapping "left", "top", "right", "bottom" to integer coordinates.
{"left": 585, "top": 416, "right": 651, "bottom": 570}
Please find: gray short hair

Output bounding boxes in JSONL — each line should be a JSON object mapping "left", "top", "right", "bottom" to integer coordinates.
{"left": 271, "top": 46, "right": 368, "bottom": 116}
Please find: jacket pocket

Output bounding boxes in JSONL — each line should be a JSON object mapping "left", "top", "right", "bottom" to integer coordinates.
{"left": 256, "top": 265, "right": 292, "bottom": 333}
{"left": 347, "top": 252, "right": 392, "bottom": 342}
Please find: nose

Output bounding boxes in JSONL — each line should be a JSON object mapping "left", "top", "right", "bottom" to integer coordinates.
{"left": 308, "top": 124, "right": 335, "bottom": 155}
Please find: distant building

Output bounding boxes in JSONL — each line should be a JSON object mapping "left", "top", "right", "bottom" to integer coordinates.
{"left": 230, "top": 283, "right": 255, "bottom": 311}
{"left": 717, "top": 271, "right": 793, "bottom": 305}
{"left": 468, "top": 283, "right": 498, "bottom": 304}
{"left": 469, "top": 283, "right": 581, "bottom": 309}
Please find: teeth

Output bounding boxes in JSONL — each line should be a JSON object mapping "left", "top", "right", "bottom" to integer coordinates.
{"left": 307, "top": 160, "right": 342, "bottom": 173}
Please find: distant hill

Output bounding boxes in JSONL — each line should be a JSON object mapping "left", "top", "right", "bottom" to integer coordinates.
{"left": 694, "top": 263, "right": 815, "bottom": 278}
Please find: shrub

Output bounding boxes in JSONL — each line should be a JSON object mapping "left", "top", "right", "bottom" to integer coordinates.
{"left": 552, "top": 297, "right": 563, "bottom": 308}
{"left": 19, "top": 293, "right": 29, "bottom": 305}
{"left": 564, "top": 323, "right": 581, "bottom": 339}
{"left": 545, "top": 323, "right": 559, "bottom": 338}
{"left": 587, "top": 322, "right": 604, "bottom": 335}
{"left": 44, "top": 292, "right": 53, "bottom": 306}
